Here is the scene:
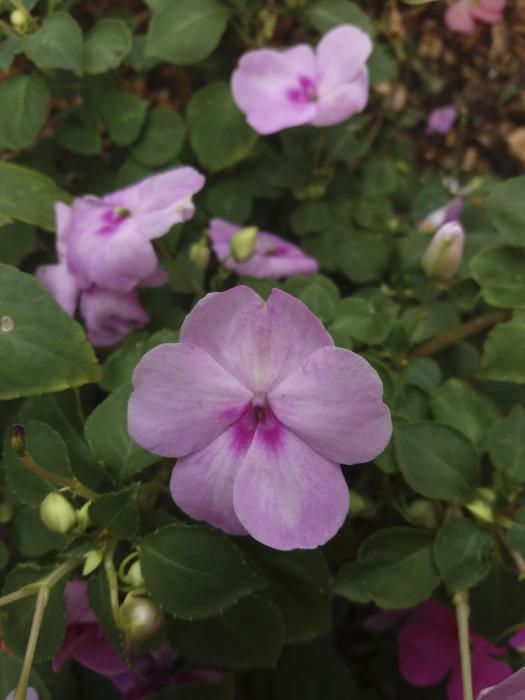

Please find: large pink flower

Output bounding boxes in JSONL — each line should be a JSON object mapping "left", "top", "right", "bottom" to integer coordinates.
{"left": 398, "top": 599, "right": 512, "bottom": 700}
{"left": 128, "top": 286, "right": 391, "bottom": 550}
{"left": 208, "top": 218, "right": 318, "bottom": 278}
{"left": 36, "top": 167, "right": 205, "bottom": 346}
{"left": 445, "top": 0, "right": 506, "bottom": 34}
{"left": 231, "top": 24, "right": 372, "bottom": 135}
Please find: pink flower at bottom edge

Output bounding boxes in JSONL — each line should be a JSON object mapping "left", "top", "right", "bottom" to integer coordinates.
{"left": 477, "top": 667, "right": 525, "bottom": 700}
{"left": 445, "top": 0, "right": 506, "bottom": 34}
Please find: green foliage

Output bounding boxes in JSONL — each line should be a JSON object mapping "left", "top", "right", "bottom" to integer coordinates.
{"left": 0, "top": 75, "right": 49, "bottom": 151}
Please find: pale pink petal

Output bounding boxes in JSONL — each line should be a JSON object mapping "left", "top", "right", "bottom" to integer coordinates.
{"left": 233, "top": 415, "right": 349, "bottom": 550}
{"left": 128, "top": 342, "right": 252, "bottom": 458}
{"left": 139, "top": 266, "right": 168, "bottom": 287}
{"left": 311, "top": 71, "right": 369, "bottom": 126}
{"left": 509, "top": 628, "right": 525, "bottom": 652}
{"left": 180, "top": 287, "right": 333, "bottom": 393}
{"left": 477, "top": 667, "right": 525, "bottom": 700}
{"left": 80, "top": 288, "right": 149, "bottom": 347}
{"left": 269, "top": 346, "right": 391, "bottom": 465}
{"left": 445, "top": 0, "right": 477, "bottom": 33}
{"left": 471, "top": 0, "right": 505, "bottom": 23}
{"left": 170, "top": 413, "right": 257, "bottom": 535}
{"left": 54, "top": 201, "right": 73, "bottom": 260}
{"left": 426, "top": 105, "right": 459, "bottom": 135}
{"left": 448, "top": 643, "right": 512, "bottom": 700}
{"left": 36, "top": 262, "right": 79, "bottom": 316}
{"left": 315, "top": 25, "right": 372, "bottom": 94}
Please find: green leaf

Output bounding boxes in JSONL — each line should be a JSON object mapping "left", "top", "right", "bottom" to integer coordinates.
{"left": 0, "top": 163, "right": 70, "bottom": 231}
{"left": 84, "top": 19, "right": 133, "bottom": 74}
{"left": 131, "top": 108, "right": 186, "bottom": 166}
{"left": 12, "top": 506, "right": 69, "bottom": 557}
{"left": 333, "top": 561, "right": 373, "bottom": 604}
{"left": 401, "top": 301, "right": 461, "bottom": 344}
{"left": 507, "top": 506, "right": 525, "bottom": 556}
{"left": 470, "top": 563, "right": 525, "bottom": 638}
{"left": 100, "top": 91, "right": 148, "bottom": 146}
{"left": 337, "top": 234, "right": 389, "bottom": 283}
{"left": 471, "top": 246, "right": 525, "bottom": 309}
{"left": 291, "top": 201, "right": 331, "bottom": 236}
{"left": 56, "top": 106, "right": 101, "bottom": 156}
{"left": 405, "top": 358, "right": 442, "bottom": 395}
{"left": 0, "top": 221, "right": 37, "bottom": 265}
{"left": 146, "top": 0, "right": 230, "bottom": 65}
{"left": 0, "top": 264, "right": 100, "bottom": 399}
{"left": 434, "top": 519, "right": 496, "bottom": 592}
{"left": 2, "top": 564, "right": 66, "bottom": 661}
{"left": 395, "top": 422, "right": 479, "bottom": 501}
{"left": 0, "top": 75, "right": 49, "bottom": 151}
{"left": 168, "top": 595, "right": 284, "bottom": 669}
{"left": 139, "top": 523, "right": 264, "bottom": 619}
{"left": 487, "top": 406, "right": 525, "bottom": 483}
{"left": 305, "top": 0, "right": 374, "bottom": 35}
{"left": 480, "top": 312, "right": 525, "bottom": 384}
{"left": 187, "top": 82, "right": 257, "bottom": 173}
{"left": 430, "top": 378, "right": 499, "bottom": 447}
{"left": 487, "top": 176, "right": 525, "bottom": 244}
{"left": 148, "top": 677, "right": 235, "bottom": 700}
{"left": 205, "top": 180, "right": 253, "bottom": 223}
{"left": 89, "top": 484, "right": 139, "bottom": 539}
{"left": 368, "top": 43, "right": 397, "bottom": 86}
{"left": 23, "top": 14, "right": 84, "bottom": 75}
{"left": 299, "top": 282, "right": 337, "bottom": 322}
{"left": 330, "top": 296, "right": 399, "bottom": 345}
{"left": 0, "top": 653, "right": 50, "bottom": 700}
{"left": 0, "top": 35, "right": 23, "bottom": 72}
{"left": 357, "top": 527, "right": 439, "bottom": 609}
{"left": 85, "top": 384, "right": 157, "bottom": 484}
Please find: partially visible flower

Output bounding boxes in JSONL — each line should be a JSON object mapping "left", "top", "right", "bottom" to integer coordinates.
{"left": 398, "top": 598, "right": 511, "bottom": 700}
{"left": 477, "top": 667, "right": 525, "bottom": 699}
{"left": 445, "top": 0, "right": 506, "bottom": 34}
{"left": 418, "top": 198, "right": 464, "bottom": 232}
{"left": 231, "top": 24, "right": 372, "bottom": 134}
{"left": 128, "top": 286, "right": 391, "bottom": 550}
{"left": 427, "top": 105, "right": 459, "bottom": 135}
{"left": 422, "top": 222, "right": 465, "bottom": 283}
{"left": 36, "top": 168, "right": 205, "bottom": 346}
{"left": 6, "top": 689, "right": 39, "bottom": 700}
{"left": 208, "top": 218, "right": 318, "bottom": 279}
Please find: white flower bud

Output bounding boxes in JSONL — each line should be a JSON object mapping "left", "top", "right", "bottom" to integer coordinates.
{"left": 230, "top": 226, "right": 258, "bottom": 263}
{"left": 422, "top": 222, "right": 465, "bottom": 283}
{"left": 10, "top": 9, "right": 29, "bottom": 29}
{"left": 39, "top": 492, "right": 77, "bottom": 535}
{"left": 119, "top": 593, "right": 163, "bottom": 644}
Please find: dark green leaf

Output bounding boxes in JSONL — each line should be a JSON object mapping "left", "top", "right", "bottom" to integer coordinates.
{"left": 131, "top": 108, "right": 186, "bottom": 166}
{"left": 89, "top": 484, "right": 139, "bottom": 539}
{"left": 480, "top": 312, "right": 525, "bottom": 384}
{"left": 405, "top": 358, "right": 442, "bottom": 395}
{"left": 100, "top": 91, "right": 149, "bottom": 146}
{"left": 0, "top": 653, "right": 50, "bottom": 700}
{"left": 507, "top": 506, "right": 525, "bottom": 556}
{"left": 84, "top": 19, "right": 133, "bottom": 74}
{"left": 487, "top": 176, "right": 525, "bottom": 244}
{"left": 487, "top": 405, "right": 525, "bottom": 483}
{"left": 0, "top": 75, "right": 49, "bottom": 151}
{"left": 337, "top": 234, "right": 389, "bottom": 283}
{"left": 305, "top": 0, "right": 374, "bottom": 35}
{"left": 471, "top": 246, "right": 525, "bottom": 309}
{"left": 24, "top": 14, "right": 84, "bottom": 75}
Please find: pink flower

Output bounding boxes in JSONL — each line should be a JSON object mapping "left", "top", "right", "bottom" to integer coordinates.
{"left": 477, "top": 667, "right": 525, "bottom": 699}
{"left": 6, "top": 690, "right": 39, "bottom": 700}
{"left": 445, "top": 0, "right": 506, "bottom": 34}
{"left": 419, "top": 198, "right": 464, "bottom": 232}
{"left": 398, "top": 599, "right": 512, "bottom": 700}
{"left": 36, "top": 167, "right": 205, "bottom": 346}
{"left": 128, "top": 286, "right": 391, "bottom": 550}
{"left": 422, "top": 222, "right": 465, "bottom": 282}
{"left": 427, "top": 105, "right": 459, "bottom": 135}
{"left": 231, "top": 24, "right": 372, "bottom": 135}
{"left": 208, "top": 218, "right": 318, "bottom": 278}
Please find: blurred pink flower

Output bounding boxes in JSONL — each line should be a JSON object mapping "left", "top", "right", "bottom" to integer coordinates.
{"left": 398, "top": 598, "right": 511, "bottom": 700}
{"left": 128, "top": 286, "right": 391, "bottom": 550}
{"left": 427, "top": 105, "right": 459, "bottom": 134}
{"left": 477, "top": 667, "right": 525, "bottom": 699}
{"left": 208, "top": 218, "right": 318, "bottom": 278}
{"left": 445, "top": 0, "right": 506, "bottom": 34}
{"left": 231, "top": 24, "right": 372, "bottom": 134}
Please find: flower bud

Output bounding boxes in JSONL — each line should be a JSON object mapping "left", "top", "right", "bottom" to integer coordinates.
{"left": 126, "top": 560, "right": 144, "bottom": 589}
{"left": 421, "top": 222, "right": 464, "bottom": 283}
{"left": 119, "top": 593, "right": 164, "bottom": 644}
{"left": 39, "top": 492, "right": 77, "bottom": 535}
{"left": 349, "top": 490, "right": 369, "bottom": 517}
{"left": 82, "top": 547, "right": 105, "bottom": 576}
{"left": 0, "top": 502, "right": 14, "bottom": 524}
{"left": 76, "top": 501, "right": 91, "bottom": 532}
{"left": 6, "top": 687, "right": 39, "bottom": 700}
{"left": 230, "top": 226, "right": 258, "bottom": 263}
{"left": 189, "top": 239, "right": 210, "bottom": 270}
{"left": 466, "top": 499, "right": 494, "bottom": 524}
{"left": 406, "top": 499, "right": 439, "bottom": 529}
{"left": 10, "top": 9, "right": 29, "bottom": 30}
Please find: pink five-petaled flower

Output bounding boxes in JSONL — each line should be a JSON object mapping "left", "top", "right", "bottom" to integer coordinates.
{"left": 398, "top": 599, "right": 511, "bottom": 700}
{"left": 128, "top": 286, "right": 391, "bottom": 551}
{"left": 36, "top": 167, "right": 205, "bottom": 346}
{"left": 231, "top": 24, "right": 372, "bottom": 135}
{"left": 445, "top": 0, "right": 506, "bottom": 34}
{"left": 208, "top": 218, "right": 318, "bottom": 279}
{"left": 477, "top": 667, "right": 525, "bottom": 700}
{"left": 427, "top": 105, "right": 459, "bottom": 135}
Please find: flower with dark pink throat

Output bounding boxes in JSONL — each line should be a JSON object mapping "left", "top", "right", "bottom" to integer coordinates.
{"left": 445, "top": 0, "right": 506, "bottom": 34}
{"left": 398, "top": 598, "right": 511, "bottom": 700}
{"left": 231, "top": 24, "right": 372, "bottom": 135}
{"left": 208, "top": 218, "right": 318, "bottom": 278}
{"left": 36, "top": 167, "right": 205, "bottom": 346}
{"left": 128, "top": 286, "right": 391, "bottom": 550}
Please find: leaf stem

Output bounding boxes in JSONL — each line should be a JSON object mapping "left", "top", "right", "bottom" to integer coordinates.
{"left": 453, "top": 590, "right": 474, "bottom": 700}
{"left": 104, "top": 538, "right": 121, "bottom": 628}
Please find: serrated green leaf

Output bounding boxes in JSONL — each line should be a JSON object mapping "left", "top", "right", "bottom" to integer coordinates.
{"left": 0, "top": 75, "right": 49, "bottom": 151}
{"left": 84, "top": 19, "right": 132, "bottom": 74}
{"left": 89, "top": 484, "right": 139, "bottom": 539}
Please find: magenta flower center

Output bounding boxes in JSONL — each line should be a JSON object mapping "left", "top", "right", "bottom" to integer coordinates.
{"left": 287, "top": 75, "right": 318, "bottom": 105}
{"left": 98, "top": 207, "right": 131, "bottom": 235}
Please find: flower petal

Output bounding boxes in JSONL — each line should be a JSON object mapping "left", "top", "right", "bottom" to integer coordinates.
{"left": 312, "top": 71, "right": 369, "bottom": 126}
{"left": 36, "top": 262, "right": 79, "bottom": 316}
{"left": 316, "top": 25, "right": 372, "bottom": 93}
{"left": 233, "top": 417, "right": 349, "bottom": 550}
{"left": 476, "top": 667, "right": 525, "bottom": 700}
{"left": 448, "top": 645, "right": 512, "bottom": 700}
{"left": 64, "top": 581, "right": 97, "bottom": 625}
{"left": 54, "top": 201, "right": 73, "bottom": 260}
{"left": 128, "top": 342, "right": 252, "bottom": 458}
{"left": 181, "top": 286, "right": 333, "bottom": 393}
{"left": 80, "top": 288, "right": 149, "bottom": 347}
{"left": 269, "top": 346, "right": 391, "bottom": 465}
{"left": 445, "top": 0, "right": 477, "bottom": 33}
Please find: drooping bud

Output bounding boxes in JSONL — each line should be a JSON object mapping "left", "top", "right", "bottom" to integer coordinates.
{"left": 39, "top": 492, "right": 77, "bottom": 535}
{"left": 230, "top": 226, "right": 258, "bottom": 263}
{"left": 406, "top": 499, "right": 439, "bottom": 529}
{"left": 189, "top": 239, "right": 210, "bottom": 270}
{"left": 6, "top": 686, "right": 40, "bottom": 700}
{"left": 119, "top": 593, "right": 164, "bottom": 644}
{"left": 421, "top": 222, "right": 464, "bottom": 283}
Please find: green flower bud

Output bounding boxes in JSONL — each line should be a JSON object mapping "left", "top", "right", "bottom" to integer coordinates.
{"left": 0, "top": 502, "right": 14, "bottom": 523}
{"left": 39, "top": 492, "right": 77, "bottom": 534}
{"left": 10, "top": 8, "right": 29, "bottom": 29}
{"left": 406, "top": 499, "right": 439, "bottom": 529}
{"left": 76, "top": 501, "right": 91, "bottom": 531}
{"left": 82, "top": 547, "right": 105, "bottom": 576}
{"left": 230, "top": 226, "right": 258, "bottom": 263}
{"left": 119, "top": 593, "right": 164, "bottom": 644}
{"left": 349, "top": 490, "right": 368, "bottom": 517}
{"left": 127, "top": 560, "right": 144, "bottom": 589}
{"left": 189, "top": 239, "right": 211, "bottom": 270}
{"left": 466, "top": 499, "right": 494, "bottom": 524}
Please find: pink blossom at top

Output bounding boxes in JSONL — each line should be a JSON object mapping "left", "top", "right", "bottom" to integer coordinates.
{"left": 427, "top": 105, "right": 459, "bottom": 135}
{"left": 445, "top": 0, "right": 506, "bottom": 34}
{"left": 128, "top": 286, "right": 391, "bottom": 550}
{"left": 398, "top": 598, "right": 512, "bottom": 700}
{"left": 36, "top": 168, "right": 205, "bottom": 346}
{"left": 231, "top": 24, "right": 372, "bottom": 135}
{"left": 477, "top": 667, "right": 525, "bottom": 700}
{"left": 208, "top": 218, "right": 318, "bottom": 279}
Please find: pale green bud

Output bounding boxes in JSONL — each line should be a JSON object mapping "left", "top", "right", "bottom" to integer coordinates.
{"left": 406, "top": 499, "right": 439, "bottom": 529}
{"left": 82, "top": 548, "right": 105, "bottom": 576}
{"left": 230, "top": 226, "right": 258, "bottom": 263}
{"left": 349, "top": 490, "right": 368, "bottom": 517}
{"left": 189, "top": 239, "right": 210, "bottom": 270}
{"left": 76, "top": 501, "right": 91, "bottom": 531}
{"left": 0, "top": 502, "right": 14, "bottom": 523}
{"left": 10, "top": 8, "right": 29, "bottom": 29}
{"left": 466, "top": 499, "right": 494, "bottom": 524}
{"left": 126, "top": 560, "right": 144, "bottom": 589}
{"left": 39, "top": 492, "right": 77, "bottom": 534}
{"left": 119, "top": 593, "right": 163, "bottom": 644}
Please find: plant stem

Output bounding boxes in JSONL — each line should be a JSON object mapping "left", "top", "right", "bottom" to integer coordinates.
{"left": 454, "top": 591, "right": 474, "bottom": 700}
{"left": 104, "top": 539, "right": 121, "bottom": 628}
{"left": 0, "top": 587, "right": 38, "bottom": 610}
{"left": 409, "top": 309, "right": 512, "bottom": 358}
